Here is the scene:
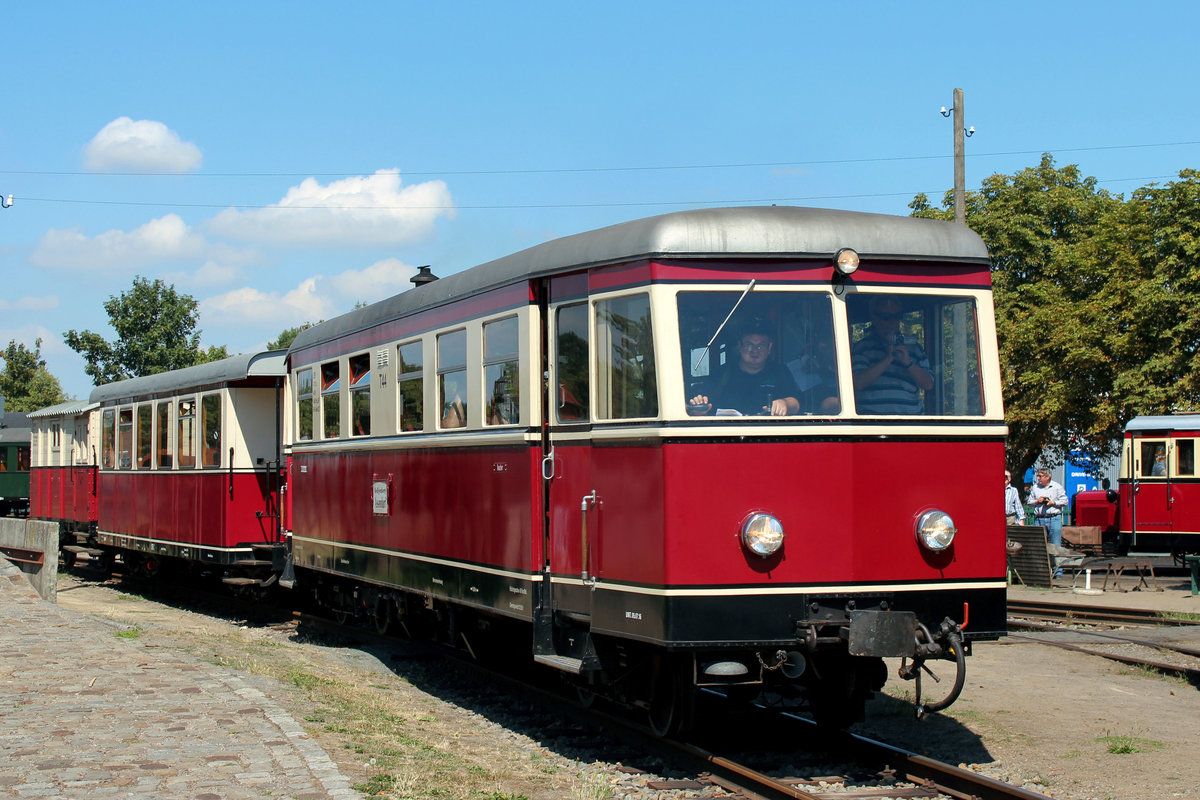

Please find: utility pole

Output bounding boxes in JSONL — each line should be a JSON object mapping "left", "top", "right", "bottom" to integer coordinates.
{"left": 940, "top": 88, "right": 973, "bottom": 225}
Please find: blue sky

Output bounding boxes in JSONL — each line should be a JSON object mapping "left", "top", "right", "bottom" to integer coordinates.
{"left": 2, "top": 2, "right": 1198, "bottom": 402}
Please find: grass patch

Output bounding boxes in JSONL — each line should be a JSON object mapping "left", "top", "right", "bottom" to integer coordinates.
{"left": 114, "top": 627, "right": 142, "bottom": 640}
{"left": 1097, "top": 734, "right": 1166, "bottom": 754}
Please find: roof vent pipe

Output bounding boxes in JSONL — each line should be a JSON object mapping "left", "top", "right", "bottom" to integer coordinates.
{"left": 410, "top": 265, "right": 438, "bottom": 287}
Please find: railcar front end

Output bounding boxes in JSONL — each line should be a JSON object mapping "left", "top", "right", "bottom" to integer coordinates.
{"left": 283, "top": 207, "right": 1007, "bottom": 731}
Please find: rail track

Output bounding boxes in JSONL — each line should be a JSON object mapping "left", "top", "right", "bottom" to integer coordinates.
{"left": 1007, "top": 599, "right": 1200, "bottom": 681}
{"left": 58, "top": 559, "right": 1055, "bottom": 799}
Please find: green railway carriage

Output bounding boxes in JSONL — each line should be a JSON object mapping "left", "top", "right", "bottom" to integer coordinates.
{"left": 0, "top": 412, "right": 31, "bottom": 517}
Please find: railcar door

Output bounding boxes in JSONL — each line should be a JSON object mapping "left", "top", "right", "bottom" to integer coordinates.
{"left": 1129, "top": 436, "right": 1172, "bottom": 538}
{"left": 536, "top": 277, "right": 598, "bottom": 670}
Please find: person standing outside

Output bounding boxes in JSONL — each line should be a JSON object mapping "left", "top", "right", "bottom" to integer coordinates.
{"left": 1004, "top": 470, "right": 1025, "bottom": 525}
{"left": 1028, "top": 467, "right": 1068, "bottom": 547}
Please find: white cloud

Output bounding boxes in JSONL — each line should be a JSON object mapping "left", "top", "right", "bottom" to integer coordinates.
{"left": 30, "top": 214, "right": 208, "bottom": 270}
{"left": 200, "top": 277, "right": 332, "bottom": 330}
{"left": 162, "top": 261, "right": 247, "bottom": 290}
{"left": 0, "top": 296, "right": 59, "bottom": 311}
{"left": 207, "top": 169, "right": 456, "bottom": 247}
{"left": 83, "top": 117, "right": 203, "bottom": 173}
{"left": 329, "top": 258, "right": 418, "bottom": 305}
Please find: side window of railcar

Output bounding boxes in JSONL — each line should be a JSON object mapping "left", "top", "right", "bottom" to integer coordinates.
{"left": 349, "top": 353, "right": 371, "bottom": 436}
{"left": 397, "top": 341, "right": 424, "bottom": 432}
{"left": 17, "top": 446, "right": 29, "bottom": 471}
{"left": 136, "top": 406, "right": 152, "bottom": 468}
{"left": 1177, "top": 439, "right": 1196, "bottom": 477}
{"left": 101, "top": 409, "right": 115, "bottom": 469}
{"left": 156, "top": 401, "right": 172, "bottom": 468}
{"left": 484, "top": 317, "right": 520, "bottom": 426}
{"left": 438, "top": 330, "right": 467, "bottom": 429}
{"left": 296, "top": 368, "right": 314, "bottom": 441}
{"left": 556, "top": 303, "right": 589, "bottom": 423}
{"left": 1139, "top": 439, "right": 1168, "bottom": 477}
{"left": 201, "top": 394, "right": 221, "bottom": 468}
{"left": 118, "top": 408, "right": 133, "bottom": 469}
{"left": 321, "top": 361, "right": 341, "bottom": 438}
{"left": 177, "top": 398, "right": 197, "bottom": 469}
{"left": 847, "top": 293, "right": 982, "bottom": 416}
{"left": 595, "top": 293, "right": 657, "bottom": 419}
{"left": 677, "top": 291, "right": 840, "bottom": 417}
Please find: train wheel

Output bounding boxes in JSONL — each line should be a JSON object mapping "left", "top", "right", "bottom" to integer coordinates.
{"left": 374, "top": 598, "right": 393, "bottom": 634}
{"left": 646, "top": 656, "right": 694, "bottom": 737}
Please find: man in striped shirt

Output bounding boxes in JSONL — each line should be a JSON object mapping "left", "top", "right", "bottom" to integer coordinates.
{"left": 851, "top": 297, "right": 934, "bottom": 415}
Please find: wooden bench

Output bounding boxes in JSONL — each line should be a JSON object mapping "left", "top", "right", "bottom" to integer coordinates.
{"left": 1069, "top": 558, "right": 1161, "bottom": 593}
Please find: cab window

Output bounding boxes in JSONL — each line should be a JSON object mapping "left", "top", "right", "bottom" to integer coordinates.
{"left": 1177, "top": 439, "right": 1195, "bottom": 477}
{"left": 1139, "top": 439, "right": 1168, "bottom": 477}
{"left": 595, "top": 294, "right": 657, "bottom": 419}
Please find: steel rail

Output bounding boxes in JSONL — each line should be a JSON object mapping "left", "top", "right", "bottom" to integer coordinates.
{"left": 1007, "top": 599, "right": 1200, "bottom": 627}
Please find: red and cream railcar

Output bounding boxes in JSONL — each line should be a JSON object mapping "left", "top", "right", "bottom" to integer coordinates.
{"left": 1076, "top": 414, "right": 1200, "bottom": 555}
{"left": 88, "top": 352, "right": 288, "bottom": 581}
{"left": 28, "top": 400, "right": 100, "bottom": 553}
{"left": 285, "top": 206, "right": 1008, "bottom": 729}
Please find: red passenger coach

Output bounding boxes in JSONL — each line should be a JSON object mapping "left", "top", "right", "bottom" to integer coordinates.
{"left": 286, "top": 206, "right": 1008, "bottom": 730}
{"left": 29, "top": 400, "right": 100, "bottom": 551}
{"left": 1076, "top": 414, "right": 1200, "bottom": 556}
{"left": 88, "top": 352, "right": 287, "bottom": 582}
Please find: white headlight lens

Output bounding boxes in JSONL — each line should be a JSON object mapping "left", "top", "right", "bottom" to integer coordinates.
{"left": 834, "top": 248, "right": 860, "bottom": 275}
{"left": 741, "top": 513, "right": 785, "bottom": 557}
{"left": 915, "top": 510, "right": 956, "bottom": 551}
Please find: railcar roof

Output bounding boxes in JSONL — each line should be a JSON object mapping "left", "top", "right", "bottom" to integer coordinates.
{"left": 290, "top": 205, "right": 989, "bottom": 354}
{"left": 89, "top": 351, "right": 287, "bottom": 406}
{"left": 27, "top": 400, "right": 99, "bottom": 419}
{"left": 1125, "top": 414, "right": 1200, "bottom": 433}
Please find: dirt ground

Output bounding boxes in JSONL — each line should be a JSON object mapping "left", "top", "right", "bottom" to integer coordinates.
{"left": 54, "top": 575, "right": 1200, "bottom": 800}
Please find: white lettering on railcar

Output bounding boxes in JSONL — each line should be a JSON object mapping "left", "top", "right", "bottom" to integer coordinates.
{"left": 625, "top": 611, "right": 642, "bottom": 620}
{"left": 508, "top": 586, "right": 528, "bottom": 595}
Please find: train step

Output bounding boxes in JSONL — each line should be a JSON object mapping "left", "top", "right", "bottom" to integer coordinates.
{"left": 230, "top": 559, "right": 274, "bottom": 568}
{"left": 533, "top": 653, "right": 584, "bottom": 674}
{"left": 222, "top": 576, "right": 265, "bottom": 587}
{"left": 62, "top": 545, "right": 105, "bottom": 556}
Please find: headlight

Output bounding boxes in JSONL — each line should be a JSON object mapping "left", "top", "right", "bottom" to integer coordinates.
{"left": 741, "top": 513, "right": 784, "bottom": 557}
{"left": 915, "top": 510, "right": 956, "bottom": 552}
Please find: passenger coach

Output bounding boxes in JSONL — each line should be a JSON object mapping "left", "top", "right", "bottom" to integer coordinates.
{"left": 285, "top": 206, "right": 1008, "bottom": 730}
{"left": 88, "top": 352, "right": 288, "bottom": 583}
{"left": 29, "top": 400, "right": 99, "bottom": 554}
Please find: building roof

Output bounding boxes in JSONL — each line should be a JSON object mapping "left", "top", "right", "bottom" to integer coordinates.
{"left": 291, "top": 205, "right": 990, "bottom": 354}
{"left": 27, "top": 400, "right": 99, "bottom": 420}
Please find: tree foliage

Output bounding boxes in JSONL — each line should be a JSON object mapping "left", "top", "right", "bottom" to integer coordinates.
{"left": 64, "top": 276, "right": 228, "bottom": 385}
{"left": 0, "top": 338, "right": 69, "bottom": 411}
{"left": 912, "top": 156, "right": 1200, "bottom": 479}
{"left": 267, "top": 322, "right": 317, "bottom": 351}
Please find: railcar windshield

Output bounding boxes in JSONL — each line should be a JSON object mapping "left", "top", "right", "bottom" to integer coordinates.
{"left": 847, "top": 293, "right": 983, "bottom": 417}
{"left": 679, "top": 291, "right": 840, "bottom": 417}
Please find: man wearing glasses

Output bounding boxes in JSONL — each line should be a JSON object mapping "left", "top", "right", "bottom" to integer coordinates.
{"left": 688, "top": 324, "right": 800, "bottom": 416}
{"left": 852, "top": 296, "right": 934, "bottom": 415}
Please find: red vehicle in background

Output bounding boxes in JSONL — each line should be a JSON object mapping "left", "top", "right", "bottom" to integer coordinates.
{"left": 1075, "top": 414, "right": 1200, "bottom": 556}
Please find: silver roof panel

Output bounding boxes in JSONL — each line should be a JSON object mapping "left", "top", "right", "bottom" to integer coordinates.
{"left": 291, "top": 206, "right": 989, "bottom": 354}
{"left": 89, "top": 351, "right": 287, "bottom": 406}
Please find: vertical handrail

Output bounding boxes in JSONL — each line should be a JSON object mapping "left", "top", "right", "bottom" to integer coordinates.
{"left": 580, "top": 490, "right": 597, "bottom": 580}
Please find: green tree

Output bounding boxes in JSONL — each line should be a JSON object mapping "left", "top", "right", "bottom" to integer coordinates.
{"left": 267, "top": 322, "right": 316, "bottom": 351}
{"left": 0, "top": 338, "right": 69, "bottom": 411}
{"left": 64, "top": 276, "right": 228, "bottom": 385}
{"left": 912, "top": 156, "right": 1200, "bottom": 479}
